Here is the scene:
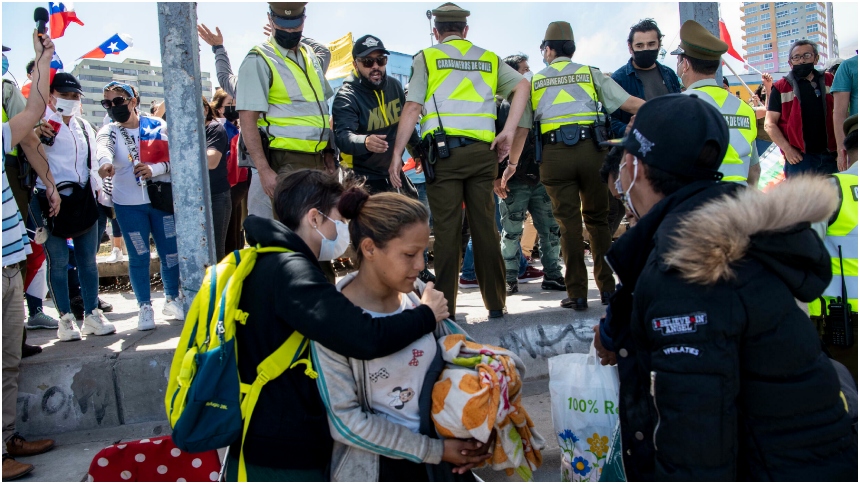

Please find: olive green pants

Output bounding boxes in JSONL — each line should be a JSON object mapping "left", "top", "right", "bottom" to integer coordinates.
{"left": 268, "top": 149, "right": 335, "bottom": 284}
{"left": 539, "top": 142, "right": 615, "bottom": 299}
{"left": 426, "top": 142, "right": 506, "bottom": 316}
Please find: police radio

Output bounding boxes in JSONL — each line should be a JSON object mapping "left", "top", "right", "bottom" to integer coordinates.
{"left": 824, "top": 245, "right": 854, "bottom": 348}
{"left": 430, "top": 94, "right": 450, "bottom": 159}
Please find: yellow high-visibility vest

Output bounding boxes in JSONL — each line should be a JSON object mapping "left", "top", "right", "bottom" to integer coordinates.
{"left": 531, "top": 61, "right": 599, "bottom": 134}
{"left": 420, "top": 40, "right": 499, "bottom": 144}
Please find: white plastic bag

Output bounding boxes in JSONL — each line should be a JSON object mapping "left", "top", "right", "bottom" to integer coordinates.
{"left": 549, "top": 342, "right": 620, "bottom": 482}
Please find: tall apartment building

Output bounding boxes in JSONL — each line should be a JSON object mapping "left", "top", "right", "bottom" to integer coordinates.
{"left": 740, "top": 2, "right": 838, "bottom": 74}
{"left": 69, "top": 58, "right": 213, "bottom": 127}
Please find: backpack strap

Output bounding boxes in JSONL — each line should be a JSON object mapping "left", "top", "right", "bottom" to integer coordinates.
{"left": 237, "top": 330, "right": 315, "bottom": 481}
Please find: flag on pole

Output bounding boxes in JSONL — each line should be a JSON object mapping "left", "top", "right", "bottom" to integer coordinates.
{"left": 21, "top": 51, "right": 63, "bottom": 98}
{"left": 48, "top": 2, "right": 84, "bottom": 39}
{"left": 719, "top": 18, "right": 745, "bottom": 63}
{"left": 139, "top": 117, "right": 169, "bottom": 164}
{"left": 79, "top": 33, "right": 132, "bottom": 60}
{"left": 326, "top": 32, "right": 354, "bottom": 80}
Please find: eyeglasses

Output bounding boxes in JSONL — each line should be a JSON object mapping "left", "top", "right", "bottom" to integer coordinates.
{"left": 100, "top": 97, "right": 132, "bottom": 109}
{"left": 357, "top": 56, "right": 388, "bottom": 68}
{"left": 790, "top": 52, "right": 815, "bottom": 62}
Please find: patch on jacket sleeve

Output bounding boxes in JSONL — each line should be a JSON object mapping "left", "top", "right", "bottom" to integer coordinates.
{"left": 661, "top": 345, "right": 700, "bottom": 356}
{"left": 651, "top": 312, "right": 707, "bottom": 336}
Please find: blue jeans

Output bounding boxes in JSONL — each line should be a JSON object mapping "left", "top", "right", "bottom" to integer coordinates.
{"left": 461, "top": 240, "right": 526, "bottom": 280}
{"left": 754, "top": 139, "right": 772, "bottom": 157}
{"left": 784, "top": 151, "right": 838, "bottom": 178}
{"left": 30, "top": 195, "right": 100, "bottom": 315}
{"left": 113, "top": 203, "right": 180, "bottom": 305}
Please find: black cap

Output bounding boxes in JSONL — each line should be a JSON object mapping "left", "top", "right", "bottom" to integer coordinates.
{"left": 352, "top": 35, "right": 390, "bottom": 59}
{"left": 601, "top": 94, "right": 728, "bottom": 181}
{"left": 51, "top": 72, "right": 83, "bottom": 95}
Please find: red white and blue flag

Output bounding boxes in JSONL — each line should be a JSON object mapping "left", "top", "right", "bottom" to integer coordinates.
{"left": 49, "top": 51, "right": 63, "bottom": 78}
{"left": 80, "top": 33, "right": 132, "bottom": 60}
{"left": 48, "top": 2, "right": 84, "bottom": 39}
{"left": 139, "top": 116, "right": 169, "bottom": 164}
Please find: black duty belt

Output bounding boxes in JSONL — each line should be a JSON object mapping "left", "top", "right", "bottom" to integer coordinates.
{"left": 447, "top": 136, "right": 481, "bottom": 150}
{"left": 541, "top": 125, "right": 595, "bottom": 145}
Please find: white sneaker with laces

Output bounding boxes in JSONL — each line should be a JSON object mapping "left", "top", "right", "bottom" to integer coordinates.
{"left": 57, "top": 313, "right": 82, "bottom": 342}
{"left": 138, "top": 304, "right": 156, "bottom": 331}
{"left": 106, "top": 247, "right": 123, "bottom": 263}
{"left": 82, "top": 308, "right": 117, "bottom": 336}
{"left": 163, "top": 298, "right": 185, "bottom": 321}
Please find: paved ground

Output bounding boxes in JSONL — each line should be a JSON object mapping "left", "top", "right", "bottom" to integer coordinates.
{"left": 14, "top": 257, "right": 609, "bottom": 482}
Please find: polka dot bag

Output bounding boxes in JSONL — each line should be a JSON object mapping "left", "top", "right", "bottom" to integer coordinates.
{"left": 87, "top": 435, "right": 221, "bottom": 482}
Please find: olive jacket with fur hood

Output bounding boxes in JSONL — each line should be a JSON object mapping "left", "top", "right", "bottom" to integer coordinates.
{"left": 606, "top": 176, "right": 857, "bottom": 481}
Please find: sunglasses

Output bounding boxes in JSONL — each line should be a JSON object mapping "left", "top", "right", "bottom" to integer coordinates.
{"left": 357, "top": 56, "right": 388, "bottom": 68}
{"left": 100, "top": 97, "right": 132, "bottom": 109}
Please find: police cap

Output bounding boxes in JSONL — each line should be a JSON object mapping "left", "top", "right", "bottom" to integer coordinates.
{"left": 268, "top": 2, "right": 307, "bottom": 28}
{"left": 670, "top": 20, "right": 727, "bottom": 61}
{"left": 544, "top": 21, "right": 574, "bottom": 42}
{"left": 432, "top": 3, "right": 469, "bottom": 23}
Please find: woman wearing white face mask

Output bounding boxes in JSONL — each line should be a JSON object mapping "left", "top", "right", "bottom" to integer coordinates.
{"left": 226, "top": 169, "right": 451, "bottom": 481}
{"left": 30, "top": 73, "right": 116, "bottom": 342}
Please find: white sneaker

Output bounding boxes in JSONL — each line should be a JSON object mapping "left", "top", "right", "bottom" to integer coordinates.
{"left": 82, "top": 309, "right": 117, "bottom": 336}
{"left": 138, "top": 304, "right": 156, "bottom": 331}
{"left": 57, "top": 313, "right": 82, "bottom": 342}
{"left": 106, "top": 247, "right": 123, "bottom": 263}
{"left": 163, "top": 298, "right": 185, "bottom": 321}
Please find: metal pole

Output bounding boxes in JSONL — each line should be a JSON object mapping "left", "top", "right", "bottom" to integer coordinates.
{"left": 679, "top": 2, "right": 723, "bottom": 83}
{"left": 157, "top": 2, "right": 215, "bottom": 307}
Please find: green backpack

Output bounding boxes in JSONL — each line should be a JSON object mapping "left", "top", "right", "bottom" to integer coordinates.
{"left": 165, "top": 246, "right": 317, "bottom": 481}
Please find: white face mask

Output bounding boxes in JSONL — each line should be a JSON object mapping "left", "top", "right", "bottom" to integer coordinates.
{"left": 315, "top": 211, "right": 350, "bottom": 261}
{"left": 523, "top": 71, "right": 533, "bottom": 81}
{"left": 618, "top": 158, "right": 641, "bottom": 220}
{"left": 54, "top": 97, "right": 80, "bottom": 116}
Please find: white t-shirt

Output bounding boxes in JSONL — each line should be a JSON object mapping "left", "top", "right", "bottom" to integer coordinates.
{"left": 364, "top": 295, "right": 437, "bottom": 434}
{"left": 37, "top": 108, "right": 96, "bottom": 190}
{"left": 96, "top": 122, "right": 170, "bottom": 206}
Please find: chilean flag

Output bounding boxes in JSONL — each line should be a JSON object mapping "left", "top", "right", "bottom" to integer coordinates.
{"left": 20, "top": 52, "right": 62, "bottom": 98}
{"left": 139, "top": 116, "right": 170, "bottom": 164}
{"left": 80, "top": 33, "right": 132, "bottom": 60}
{"left": 719, "top": 19, "right": 745, "bottom": 63}
{"left": 48, "top": 2, "right": 84, "bottom": 39}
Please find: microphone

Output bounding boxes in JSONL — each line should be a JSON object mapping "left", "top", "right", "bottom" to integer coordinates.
{"left": 34, "top": 7, "right": 49, "bottom": 37}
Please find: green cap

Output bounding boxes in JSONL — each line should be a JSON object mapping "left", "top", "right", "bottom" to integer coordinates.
{"left": 544, "top": 21, "right": 574, "bottom": 42}
{"left": 432, "top": 2, "right": 469, "bottom": 22}
{"left": 670, "top": 20, "right": 727, "bottom": 61}
{"left": 844, "top": 114, "right": 858, "bottom": 137}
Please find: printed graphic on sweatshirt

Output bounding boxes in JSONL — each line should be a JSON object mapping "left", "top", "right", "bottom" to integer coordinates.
{"left": 388, "top": 387, "right": 416, "bottom": 410}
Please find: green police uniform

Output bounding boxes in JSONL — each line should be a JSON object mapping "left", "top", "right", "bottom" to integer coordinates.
{"left": 405, "top": 3, "right": 528, "bottom": 316}
{"left": 674, "top": 20, "right": 759, "bottom": 186}
{"left": 531, "top": 22, "right": 633, "bottom": 305}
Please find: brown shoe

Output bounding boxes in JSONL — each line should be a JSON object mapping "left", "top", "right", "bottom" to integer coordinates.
{"left": 2, "top": 456, "right": 34, "bottom": 480}
{"left": 5, "top": 433, "right": 54, "bottom": 457}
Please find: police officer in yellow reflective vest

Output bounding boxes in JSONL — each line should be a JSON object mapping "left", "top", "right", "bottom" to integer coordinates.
{"left": 519, "top": 22, "right": 643, "bottom": 311}
{"left": 237, "top": 2, "right": 336, "bottom": 220}
{"left": 812, "top": 114, "right": 858, "bottom": 380}
{"left": 389, "top": 2, "right": 531, "bottom": 319}
{"left": 672, "top": 20, "right": 761, "bottom": 188}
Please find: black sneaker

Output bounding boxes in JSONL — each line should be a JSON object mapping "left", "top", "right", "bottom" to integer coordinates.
{"left": 506, "top": 280, "right": 518, "bottom": 295}
{"left": 98, "top": 297, "right": 113, "bottom": 313}
{"left": 70, "top": 296, "right": 85, "bottom": 320}
{"left": 418, "top": 269, "right": 436, "bottom": 284}
{"left": 488, "top": 307, "right": 508, "bottom": 319}
{"left": 541, "top": 276, "right": 566, "bottom": 291}
{"left": 22, "top": 343, "right": 42, "bottom": 358}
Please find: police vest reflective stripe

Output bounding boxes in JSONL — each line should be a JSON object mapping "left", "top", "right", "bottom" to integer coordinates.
{"left": 686, "top": 85, "right": 756, "bottom": 185}
{"left": 251, "top": 42, "right": 330, "bottom": 153}
{"left": 531, "top": 61, "right": 599, "bottom": 134}
{"left": 1, "top": 106, "right": 18, "bottom": 156}
{"left": 810, "top": 173, "right": 859, "bottom": 317}
{"left": 420, "top": 40, "right": 499, "bottom": 144}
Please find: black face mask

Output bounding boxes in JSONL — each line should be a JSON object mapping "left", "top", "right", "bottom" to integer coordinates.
{"left": 632, "top": 49, "right": 659, "bottom": 69}
{"left": 110, "top": 104, "right": 132, "bottom": 123}
{"left": 792, "top": 62, "right": 815, "bottom": 79}
{"left": 273, "top": 29, "right": 302, "bottom": 50}
{"left": 223, "top": 105, "right": 239, "bottom": 122}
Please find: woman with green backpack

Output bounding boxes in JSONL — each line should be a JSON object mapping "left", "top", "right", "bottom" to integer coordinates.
{"left": 223, "top": 169, "right": 451, "bottom": 481}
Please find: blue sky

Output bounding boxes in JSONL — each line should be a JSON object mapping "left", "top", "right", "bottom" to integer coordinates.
{"left": 2, "top": 1, "right": 858, "bottom": 89}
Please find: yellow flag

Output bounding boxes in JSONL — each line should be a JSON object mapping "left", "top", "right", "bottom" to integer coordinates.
{"left": 326, "top": 32, "right": 354, "bottom": 80}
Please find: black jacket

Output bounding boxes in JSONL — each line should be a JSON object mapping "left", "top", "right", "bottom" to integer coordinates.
{"left": 607, "top": 178, "right": 857, "bottom": 481}
{"left": 332, "top": 72, "right": 420, "bottom": 180}
{"left": 495, "top": 99, "right": 540, "bottom": 186}
{"left": 230, "top": 216, "right": 437, "bottom": 470}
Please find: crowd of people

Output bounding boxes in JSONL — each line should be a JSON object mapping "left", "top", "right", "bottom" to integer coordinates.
{"left": 1, "top": 0, "right": 858, "bottom": 481}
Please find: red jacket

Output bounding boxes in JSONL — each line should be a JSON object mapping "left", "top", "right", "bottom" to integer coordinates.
{"left": 773, "top": 70, "right": 836, "bottom": 153}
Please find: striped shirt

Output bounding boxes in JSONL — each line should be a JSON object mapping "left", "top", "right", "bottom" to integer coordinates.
{"left": 2, "top": 122, "right": 31, "bottom": 266}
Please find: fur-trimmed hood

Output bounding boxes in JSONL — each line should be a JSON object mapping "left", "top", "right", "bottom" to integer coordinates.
{"left": 662, "top": 175, "right": 838, "bottom": 289}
